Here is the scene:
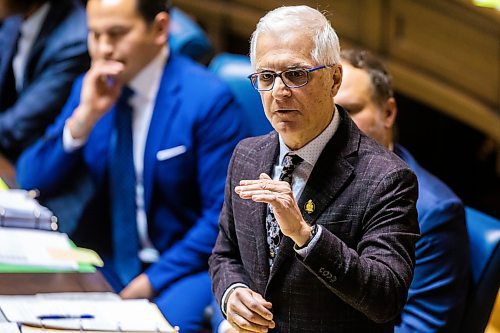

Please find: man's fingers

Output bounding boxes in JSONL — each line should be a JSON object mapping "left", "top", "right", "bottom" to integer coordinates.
{"left": 227, "top": 288, "right": 274, "bottom": 327}
{"left": 230, "top": 312, "right": 271, "bottom": 332}
{"left": 251, "top": 291, "right": 273, "bottom": 309}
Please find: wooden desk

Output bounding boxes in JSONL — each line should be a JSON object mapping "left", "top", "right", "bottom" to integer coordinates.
{"left": 0, "top": 153, "right": 16, "bottom": 188}
{"left": 0, "top": 272, "right": 113, "bottom": 295}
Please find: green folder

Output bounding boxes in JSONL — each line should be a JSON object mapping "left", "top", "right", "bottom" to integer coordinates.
{"left": 0, "top": 240, "right": 97, "bottom": 273}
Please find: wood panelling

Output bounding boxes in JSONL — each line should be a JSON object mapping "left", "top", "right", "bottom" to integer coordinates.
{"left": 387, "top": 0, "right": 499, "bottom": 107}
{"left": 172, "top": 0, "right": 500, "bottom": 142}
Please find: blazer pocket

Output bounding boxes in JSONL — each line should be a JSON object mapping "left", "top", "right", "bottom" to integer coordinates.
{"left": 319, "top": 219, "right": 351, "bottom": 235}
{"left": 156, "top": 145, "right": 187, "bottom": 161}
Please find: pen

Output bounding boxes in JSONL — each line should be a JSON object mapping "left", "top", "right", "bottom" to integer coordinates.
{"left": 37, "top": 314, "right": 94, "bottom": 320}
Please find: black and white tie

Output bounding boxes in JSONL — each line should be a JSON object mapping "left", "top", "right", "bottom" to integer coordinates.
{"left": 266, "top": 153, "right": 303, "bottom": 267}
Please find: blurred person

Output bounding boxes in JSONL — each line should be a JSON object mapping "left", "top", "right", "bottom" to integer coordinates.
{"left": 16, "top": 0, "right": 245, "bottom": 331}
{"left": 336, "top": 49, "right": 469, "bottom": 333}
{"left": 0, "top": 0, "right": 89, "bottom": 161}
{"left": 209, "top": 5, "right": 420, "bottom": 332}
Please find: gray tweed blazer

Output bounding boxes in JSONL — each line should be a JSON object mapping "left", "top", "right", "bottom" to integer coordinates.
{"left": 209, "top": 106, "right": 420, "bottom": 333}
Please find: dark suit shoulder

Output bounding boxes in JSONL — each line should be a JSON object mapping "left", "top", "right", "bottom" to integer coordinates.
{"left": 357, "top": 127, "right": 413, "bottom": 182}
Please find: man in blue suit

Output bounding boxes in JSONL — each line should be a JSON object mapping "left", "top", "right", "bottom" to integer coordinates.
{"left": 336, "top": 49, "right": 470, "bottom": 332}
{"left": 17, "top": 0, "right": 245, "bottom": 331}
{"left": 0, "top": 0, "right": 89, "bottom": 161}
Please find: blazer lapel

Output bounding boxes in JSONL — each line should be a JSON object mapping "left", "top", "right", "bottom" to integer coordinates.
{"left": 0, "top": 17, "right": 21, "bottom": 96}
{"left": 246, "top": 133, "right": 280, "bottom": 283}
{"left": 24, "top": 2, "right": 68, "bottom": 83}
{"left": 267, "top": 107, "right": 359, "bottom": 286}
{"left": 143, "top": 57, "right": 180, "bottom": 213}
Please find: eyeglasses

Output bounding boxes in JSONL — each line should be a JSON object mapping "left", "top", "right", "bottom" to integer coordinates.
{"left": 247, "top": 65, "right": 331, "bottom": 91}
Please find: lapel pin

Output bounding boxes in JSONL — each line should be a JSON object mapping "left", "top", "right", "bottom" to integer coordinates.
{"left": 304, "top": 199, "right": 315, "bottom": 214}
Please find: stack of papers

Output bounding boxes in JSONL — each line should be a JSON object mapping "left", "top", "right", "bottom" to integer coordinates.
{"left": 0, "top": 190, "right": 57, "bottom": 231}
{"left": 0, "top": 228, "right": 102, "bottom": 272}
{"left": 0, "top": 295, "right": 178, "bottom": 332}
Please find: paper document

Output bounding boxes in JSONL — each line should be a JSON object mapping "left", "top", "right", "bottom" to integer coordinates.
{"left": 0, "top": 297, "right": 177, "bottom": 332}
{"left": 0, "top": 228, "right": 77, "bottom": 270}
{"left": 0, "top": 323, "right": 21, "bottom": 333}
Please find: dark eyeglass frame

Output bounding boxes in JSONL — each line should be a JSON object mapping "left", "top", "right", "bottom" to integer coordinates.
{"left": 247, "top": 65, "right": 332, "bottom": 91}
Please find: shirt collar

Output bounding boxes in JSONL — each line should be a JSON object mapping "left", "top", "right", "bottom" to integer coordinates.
{"left": 20, "top": 2, "right": 50, "bottom": 39}
{"left": 278, "top": 106, "right": 340, "bottom": 166}
{"left": 129, "top": 46, "right": 169, "bottom": 101}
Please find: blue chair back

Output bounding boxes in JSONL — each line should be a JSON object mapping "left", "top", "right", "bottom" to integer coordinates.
{"left": 459, "top": 207, "right": 500, "bottom": 333}
{"left": 209, "top": 53, "right": 273, "bottom": 137}
{"left": 168, "top": 7, "right": 213, "bottom": 63}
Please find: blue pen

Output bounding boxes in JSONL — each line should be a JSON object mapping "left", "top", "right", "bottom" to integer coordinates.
{"left": 37, "top": 314, "right": 94, "bottom": 320}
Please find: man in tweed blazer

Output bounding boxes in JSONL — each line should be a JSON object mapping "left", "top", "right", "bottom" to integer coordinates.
{"left": 209, "top": 5, "right": 420, "bottom": 333}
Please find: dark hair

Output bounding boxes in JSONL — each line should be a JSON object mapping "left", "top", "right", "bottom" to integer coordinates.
{"left": 340, "top": 49, "right": 393, "bottom": 107}
{"left": 136, "top": 0, "right": 170, "bottom": 23}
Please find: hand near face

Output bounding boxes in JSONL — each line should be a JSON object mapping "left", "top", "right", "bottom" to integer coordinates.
{"left": 235, "top": 173, "right": 311, "bottom": 247}
{"left": 226, "top": 287, "right": 275, "bottom": 332}
{"left": 67, "top": 59, "right": 124, "bottom": 140}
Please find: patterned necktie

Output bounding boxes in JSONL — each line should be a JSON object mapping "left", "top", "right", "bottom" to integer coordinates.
{"left": 108, "top": 87, "right": 141, "bottom": 286}
{"left": 266, "top": 153, "right": 303, "bottom": 267}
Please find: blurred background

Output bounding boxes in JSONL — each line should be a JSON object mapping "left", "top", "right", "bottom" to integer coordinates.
{"left": 171, "top": 0, "right": 500, "bottom": 218}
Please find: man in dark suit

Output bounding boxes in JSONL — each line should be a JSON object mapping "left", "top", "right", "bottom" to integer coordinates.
{"left": 336, "top": 49, "right": 470, "bottom": 333}
{"left": 209, "top": 5, "right": 420, "bottom": 333}
{"left": 0, "top": 0, "right": 89, "bottom": 161}
{"left": 17, "top": 0, "right": 244, "bottom": 331}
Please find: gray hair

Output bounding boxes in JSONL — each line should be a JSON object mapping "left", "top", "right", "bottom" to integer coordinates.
{"left": 249, "top": 5, "right": 341, "bottom": 68}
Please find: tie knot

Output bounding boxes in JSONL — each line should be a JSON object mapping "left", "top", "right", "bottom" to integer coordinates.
{"left": 121, "top": 86, "right": 135, "bottom": 102}
{"left": 279, "top": 153, "right": 303, "bottom": 183}
{"left": 283, "top": 153, "right": 303, "bottom": 168}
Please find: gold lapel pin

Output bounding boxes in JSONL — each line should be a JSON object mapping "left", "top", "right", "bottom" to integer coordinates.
{"left": 304, "top": 199, "right": 315, "bottom": 214}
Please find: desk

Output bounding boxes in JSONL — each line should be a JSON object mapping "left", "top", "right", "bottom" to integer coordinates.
{"left": 0, "top": 272, "right": 113, "bottom": 295}
{"left": 0, "top": 153, "right": 15, "bottom": 188}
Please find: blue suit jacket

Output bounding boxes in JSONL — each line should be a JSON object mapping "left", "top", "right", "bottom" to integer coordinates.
{"left": 17, "top": 52, "right": 246, "bottom": 293}
{"left": 394, "top": 145, "right": 470, "bottom": 333}
{"left": 0, "top": 0, "right": 89, "bottom": 161}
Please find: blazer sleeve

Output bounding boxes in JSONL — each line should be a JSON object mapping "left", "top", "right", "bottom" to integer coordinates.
{"left": 209, "top": 142, "right": 255, "bottom": 305}
{"left": 0, "top": 35, "right": 89, "bottom": 159}
{"left": 396, "top": 200, "right": 469, "bottom": 333}
{"left": 298, "top": 167, "right": 420, "bottom": 323}
{"left": 145, "top": 86, "right": 247, "bottom": 292}
{"left": 16, "top": 76, "right": 86, "bottom": 194}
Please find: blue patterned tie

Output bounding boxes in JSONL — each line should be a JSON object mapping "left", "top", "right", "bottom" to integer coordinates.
{"left": 266, "top": 153, "right": 303, "bottom": 267}
{"left": 108, "top": 87, "right": 141, "bottom": 286}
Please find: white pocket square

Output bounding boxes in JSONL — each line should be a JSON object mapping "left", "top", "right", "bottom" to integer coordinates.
{"left": 156, "top": 145, "right": 187, "bottom": 161}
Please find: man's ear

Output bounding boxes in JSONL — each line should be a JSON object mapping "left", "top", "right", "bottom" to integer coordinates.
{"left": 331, "top": 64, "right": 343, "bottom": 97}
{"left": 384, "top": 97, "right": 398, "bottom": 128}
{"left": 153, "top": 12, "right": 169, "bottom": 45}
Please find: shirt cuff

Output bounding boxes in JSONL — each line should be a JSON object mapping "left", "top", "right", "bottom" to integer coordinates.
{"left": 221, "top": 283, "right": 248, "bottom": 316}
{"left": 218, "top": 319, "right": 233, "bottom": 333}
{"left": 294, "top": 225, "right": 322, "bottom": 257}
{"left": 63, "top": 121, "right": 87, "bottom": 152}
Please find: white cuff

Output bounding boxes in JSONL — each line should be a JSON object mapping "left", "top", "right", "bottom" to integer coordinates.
{"left": 218, "top": 319, "right": 233, "bottom": 333}
{"left": 220, "top": 283, "right": 248, "bottom": 316}
{"left": 294, "top": 225, "right": 322, "bottom": 257}
{"left": 63, "top": 121, "right": 87, "bottom": 152}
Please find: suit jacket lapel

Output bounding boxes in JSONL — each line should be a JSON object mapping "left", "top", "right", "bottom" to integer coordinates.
{"left": 0, "top": 17, "right": 21, "bottom": 97}
{"left": 267, "top": 107, "right": 359, "bottom": 286}
{"left": 24, "top": 2, "right": 69, "bottom": 83}
{"left": 246, "top": 133, "right": 280, "bottom": 283}
{"left": 143, "top": 56, "right": 180, "bottom": 213}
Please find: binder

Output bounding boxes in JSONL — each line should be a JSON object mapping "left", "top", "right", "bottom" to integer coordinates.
{"left": 0, "top": 190, "right": 58, "bottom": 231}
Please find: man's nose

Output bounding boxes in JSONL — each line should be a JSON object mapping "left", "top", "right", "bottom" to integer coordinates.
{"left": 272, "top": 75, "right": 291, "bottom": 99}
{"left": 95, "top": 35, "right": 114, "bottom": 58}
